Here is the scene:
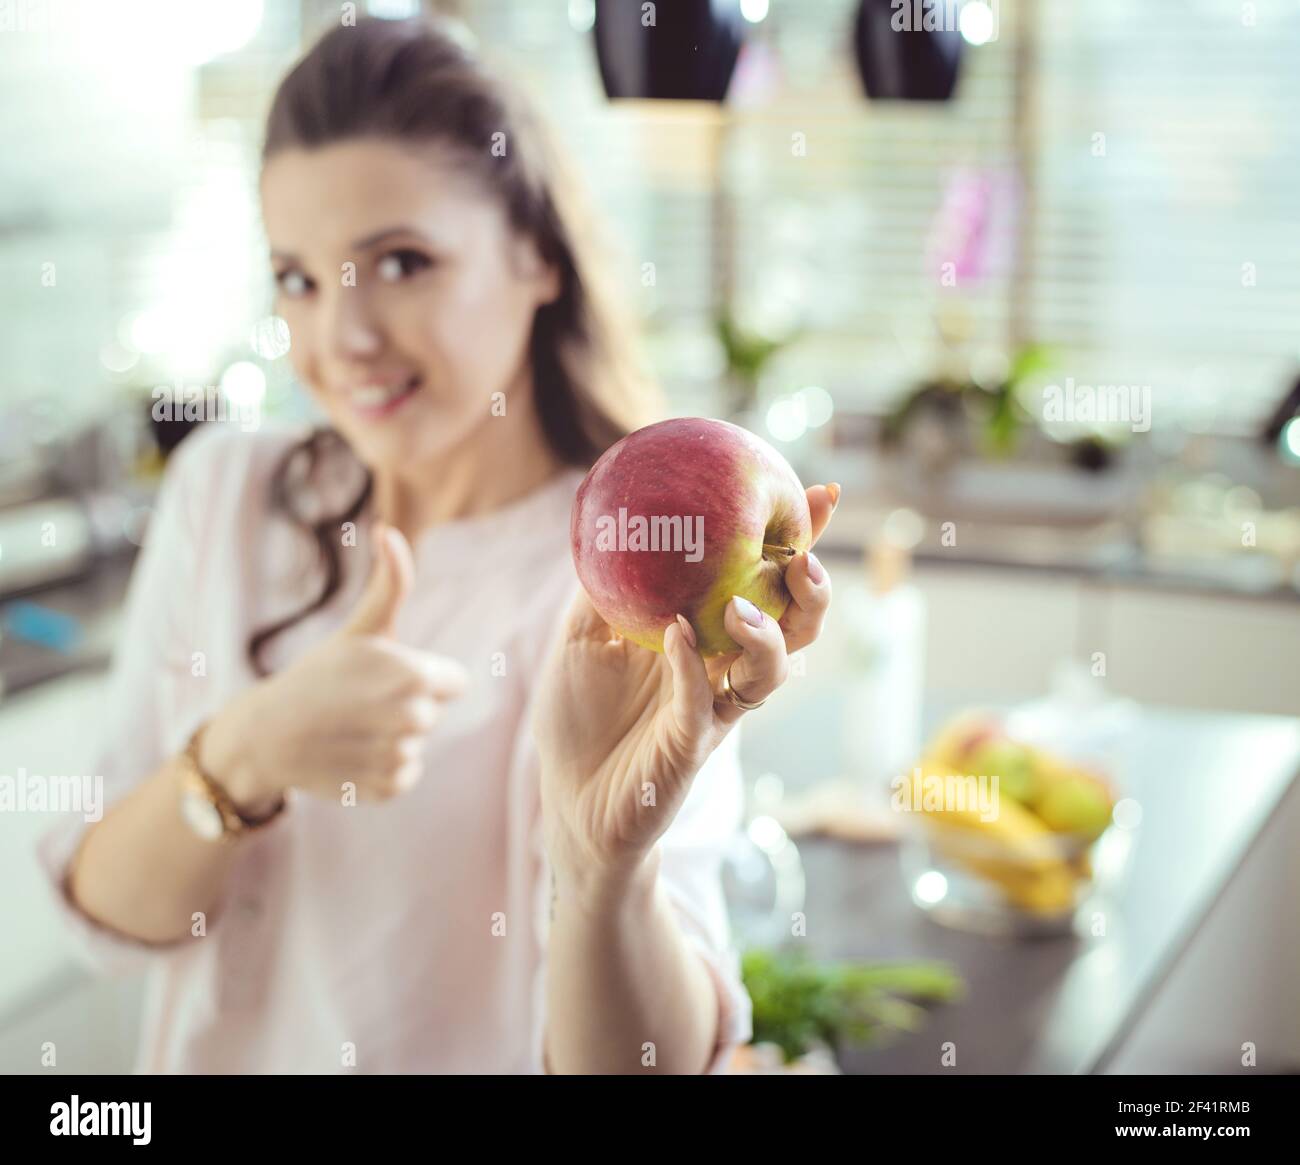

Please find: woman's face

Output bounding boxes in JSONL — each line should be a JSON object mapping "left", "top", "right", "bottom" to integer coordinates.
{"left": 259, "top": 138, "right": 560, "bottom": 473}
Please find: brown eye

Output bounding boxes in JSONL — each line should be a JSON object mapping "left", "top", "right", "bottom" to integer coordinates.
{"left": 275, "top": 268, "right": 312, "bottom": 297}
{"left": 377, "top": 248, "right": 433, "bottom": 282}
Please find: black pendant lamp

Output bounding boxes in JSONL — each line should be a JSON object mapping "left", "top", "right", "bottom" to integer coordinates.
{"left": 854, "top": 0, "right": 964, "bottom": 102}
{"left": 594, "top": 0, "right": 747, "bottom": 102}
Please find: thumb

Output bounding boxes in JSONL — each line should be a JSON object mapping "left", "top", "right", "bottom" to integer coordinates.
{"left": 343, "top": 521, "right": 415, "bottom": 637}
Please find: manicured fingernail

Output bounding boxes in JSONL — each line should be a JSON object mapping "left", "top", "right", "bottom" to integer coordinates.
{"left": 675, "top": 613, "right": 697, "bottom": 648}
{"left": 805, "top": 550, "right": 825, "bottom": 584}
{"left": 731, "top": 595, "right": 764, "bottom": 627}
{"left": 827, "top": 482, "right": 842, "bottom": 511}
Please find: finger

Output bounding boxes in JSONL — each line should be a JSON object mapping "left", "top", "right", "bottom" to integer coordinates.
{"left": 395, "top": 735, "right": 426, "bottom": 765}
{"left": 370, "top": 640, "right": 469, "bottom": 699}
{"left": 387, "top": 743, "right": 423, "bottom": 795}
{"left": 779, "top": 549, "right": 832, "bottom": 654}
{"left": 392, "top": 758, "right": 424, "bottom": 795}
{"left": 664, "top": 614, "right": 714, "bottom": 744}
{"left": 373, "top": 754, "right": 424, "bottom": 800}
{"left": 365, "top": 738, "right": 425, "bottom": 798}
{"left": 387, "top": 696, "right": 440, "bottom": 735}
{"left": 343, "top": 522, "right": 415, "bottom": 637}
{"left": 714, "top": 595, "right": 789, "bottom": 721}
{"left": 805, "top": 482, "right": 841, "bottom": 548}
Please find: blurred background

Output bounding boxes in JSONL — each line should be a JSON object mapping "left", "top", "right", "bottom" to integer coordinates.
{"left": 1, "top": 0, "right": 1298, "bottom": 1074}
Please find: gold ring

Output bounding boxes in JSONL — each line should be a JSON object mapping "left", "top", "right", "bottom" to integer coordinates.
{"left": 721, "top": 663, "right": 766, "bottom": 711}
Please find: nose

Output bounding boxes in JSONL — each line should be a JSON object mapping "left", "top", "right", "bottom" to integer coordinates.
{"left": 321, "top": 281, "right": 383, "bottom": 363}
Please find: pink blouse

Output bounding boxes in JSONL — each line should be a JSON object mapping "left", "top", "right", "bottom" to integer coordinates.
{"left": 37, "top": 423, "right": 752, "bottom": 1073}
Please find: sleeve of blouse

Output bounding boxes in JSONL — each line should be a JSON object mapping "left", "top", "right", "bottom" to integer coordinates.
{"left": 33, "top": 425, "right": 223, "bottom": 976}
{"left": 653, "top": 725, "right": 754, "bottom": 1074}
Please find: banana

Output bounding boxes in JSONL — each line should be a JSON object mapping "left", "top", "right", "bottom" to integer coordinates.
{"left": 909, "top": 737, "right": 1082, "bottom": 913}
{"left": 923, "top": 816, "right": 1080, "bottom": 914}
{"left": 909, "top": 757, "right": 1061, "bottom": 870}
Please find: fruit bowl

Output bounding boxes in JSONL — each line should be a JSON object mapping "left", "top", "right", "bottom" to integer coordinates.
{"left": 896, "top": 713, "right": 1134, "bottom": 937}
{"left": 901, "top": 816, "right": 1123, "bottom": 937}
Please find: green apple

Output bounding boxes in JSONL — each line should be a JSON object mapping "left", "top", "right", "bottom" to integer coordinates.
{"left": 1036, "top": 777, "right": 1113, "bottom": 842}
{"left": 968, "top": 739, "right": 1037, "bottom": 805}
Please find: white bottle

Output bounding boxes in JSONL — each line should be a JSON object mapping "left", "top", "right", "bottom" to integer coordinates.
{"left": 840, "top": 538, "right": 927, "bottom": 813}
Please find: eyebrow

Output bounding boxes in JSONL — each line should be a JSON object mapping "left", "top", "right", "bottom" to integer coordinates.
{"left": 270, "top": 226, "right": 430, "bottom": 264}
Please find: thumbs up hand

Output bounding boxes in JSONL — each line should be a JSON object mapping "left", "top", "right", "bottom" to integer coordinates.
{"left": 200, "top": 521, "right": 469, "bottom": 812}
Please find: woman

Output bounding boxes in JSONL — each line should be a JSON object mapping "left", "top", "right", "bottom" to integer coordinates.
{"left": 39, "top": 15, "right": 837, "bottom": 1074}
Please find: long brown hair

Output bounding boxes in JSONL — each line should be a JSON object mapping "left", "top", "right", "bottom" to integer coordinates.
{"left": 247, "top": 14, "right": 658, "bottom": 675}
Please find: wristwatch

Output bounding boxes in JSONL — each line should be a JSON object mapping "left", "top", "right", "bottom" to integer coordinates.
{"left": 178, "top": 722, "right": 287, "bottom": 843}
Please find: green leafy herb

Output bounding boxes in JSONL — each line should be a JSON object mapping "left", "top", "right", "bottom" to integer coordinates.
{"left": 741, "top": 948, "right": 964, "bottom": 1065}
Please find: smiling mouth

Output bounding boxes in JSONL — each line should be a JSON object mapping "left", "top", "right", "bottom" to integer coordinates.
{"left": 347, "top": 374, "right": 422, "bottom": 418}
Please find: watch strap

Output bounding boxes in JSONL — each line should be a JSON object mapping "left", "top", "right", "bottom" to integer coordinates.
{"left": 182, "top": 722, "right": 286, "bottom": 838}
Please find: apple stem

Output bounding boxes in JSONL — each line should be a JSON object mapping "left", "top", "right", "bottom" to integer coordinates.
{"left": 762, "top": 542, "right": 797, "bottom": 561}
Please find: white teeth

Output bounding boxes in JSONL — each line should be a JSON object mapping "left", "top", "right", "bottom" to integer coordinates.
{"left": 350, "top": 382, "right": 411, "bottom": 407}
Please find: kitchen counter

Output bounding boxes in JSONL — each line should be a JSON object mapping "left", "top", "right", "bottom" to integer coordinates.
{"left": 807, "top": 433, "right": 1300, "bottom": 605}
{"left": 737, "top": 683, "right": 1300, "bottom": 1073}
{"left": 817, "top": 497, "right": 1300, "bottom": 605}
{"left": 0, "top": 556, "right": 131, "bottom": 697}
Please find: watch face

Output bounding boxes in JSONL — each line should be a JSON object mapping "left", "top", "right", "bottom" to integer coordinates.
{"left": 180, "top": 789, "right": 226, "bottom": 842}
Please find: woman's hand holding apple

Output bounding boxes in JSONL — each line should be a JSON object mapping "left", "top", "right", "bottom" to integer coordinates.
{"left": 200, "top": 523, "right": 468, "bottom": 813}
{"left": 533, "top": 481, "right": 838, "bottom": 905}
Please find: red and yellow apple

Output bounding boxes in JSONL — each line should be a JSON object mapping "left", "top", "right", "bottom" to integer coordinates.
{"left": 570, "top": 417, "right": 812, "bottom": 655}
